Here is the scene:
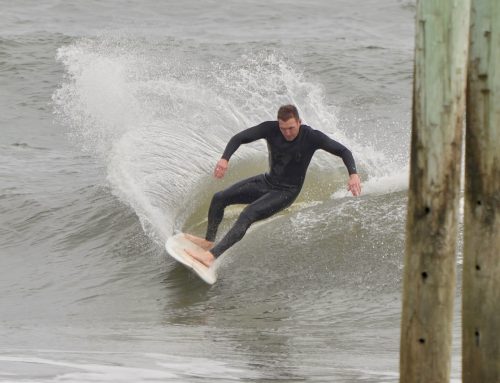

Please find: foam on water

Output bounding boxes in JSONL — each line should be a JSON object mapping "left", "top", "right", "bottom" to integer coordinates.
{"left": 0, "top": 353, "right": 252, "bottom": 383}
{"left": 332, "top": 165, "right": 409, "bottom": 199}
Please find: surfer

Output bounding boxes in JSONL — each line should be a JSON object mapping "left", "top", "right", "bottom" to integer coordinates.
{"left": 185, "top": 104, "right": 361, "bottom": 267}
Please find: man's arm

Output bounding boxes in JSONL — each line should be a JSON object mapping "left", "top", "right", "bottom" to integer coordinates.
{"left": 221, "top": 123, "right": 268, "bottom": 161}
{"left": 313, "top": 130, "right": 361, "bottom": 196}
{"left": 214, "top": 123, "right": 268, "bottom": 179}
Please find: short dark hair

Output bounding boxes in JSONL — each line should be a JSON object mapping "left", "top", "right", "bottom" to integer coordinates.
{"left": 277, "top": 104, "right": 300, "bottom": 121}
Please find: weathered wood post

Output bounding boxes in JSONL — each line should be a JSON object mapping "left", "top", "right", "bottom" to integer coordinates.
{"left": 400, "top": 0, "right": 470, "bottom": 382}
{"left": 463, "top": 0, "right": 500, "bottom": 381}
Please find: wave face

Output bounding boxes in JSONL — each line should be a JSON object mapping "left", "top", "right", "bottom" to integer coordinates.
{"left": 53, "top": 36, "right": 408, "bottom": 246}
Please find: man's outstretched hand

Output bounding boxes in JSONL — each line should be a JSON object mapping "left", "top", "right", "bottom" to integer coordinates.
{"left": 214, "top": 158, "right": 229, "bottom": 179}
{"left": 348, "top": 173, "right": 361, "bottom": 196}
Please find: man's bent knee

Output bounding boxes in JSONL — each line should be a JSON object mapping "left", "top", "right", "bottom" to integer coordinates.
{"left": 211, "top": 191, "right": 225, "bottom": 204}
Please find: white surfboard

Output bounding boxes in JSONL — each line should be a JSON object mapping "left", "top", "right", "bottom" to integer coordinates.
{"left": 165, "top": 233, "right": 217, "bottom": 285}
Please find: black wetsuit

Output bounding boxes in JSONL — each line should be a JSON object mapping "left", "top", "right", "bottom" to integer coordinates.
{"left": 207, "top": 121, "right": 357, "bottom": 257}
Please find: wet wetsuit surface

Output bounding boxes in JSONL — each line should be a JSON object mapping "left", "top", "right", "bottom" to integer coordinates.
{"left": 207, "top": 121, "right": 357, "bottom": 257}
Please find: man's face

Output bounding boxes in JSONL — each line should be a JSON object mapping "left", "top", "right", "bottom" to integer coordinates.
{"left": 278, "top": 117, "right": 301, "bottom": 141}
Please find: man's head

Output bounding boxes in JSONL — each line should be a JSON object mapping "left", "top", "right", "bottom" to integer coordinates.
{"left": 277, "top": 104, "right": 301, "bottom": 141}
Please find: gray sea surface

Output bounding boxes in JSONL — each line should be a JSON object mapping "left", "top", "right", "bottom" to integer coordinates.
{"left": 1, "top": 1, "right": 463, "bottom": 382}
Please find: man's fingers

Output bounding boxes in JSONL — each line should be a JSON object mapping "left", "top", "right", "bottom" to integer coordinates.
{"left": 347, "top": 181, "right": 361, "bottom": 196}
{"left": 214, "top": 166, "right": 226, "bottom": 178}
{"left": 214, "top": 159, "right": 228, "bottom": 178}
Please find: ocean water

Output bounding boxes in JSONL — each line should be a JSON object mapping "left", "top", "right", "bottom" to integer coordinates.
{"left": 0, "top": 1, "right": 463, "bottom": 382}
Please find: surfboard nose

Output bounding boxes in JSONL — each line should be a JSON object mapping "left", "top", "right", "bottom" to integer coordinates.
{"left": 166, "top": 233, "right": 218, "bottom": 285}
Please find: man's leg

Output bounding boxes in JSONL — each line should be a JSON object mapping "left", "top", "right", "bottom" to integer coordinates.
{"left": 210, "top": 188, "right": 298, "bottom": 257}
{"left": 205, "top": 175, "right": 270, "bottom": 242}
{"left": 187, "top": 187, "right": 299, "bottom": 266}
{"left": 184, "top": 175, "right": 269, "bottom": 252}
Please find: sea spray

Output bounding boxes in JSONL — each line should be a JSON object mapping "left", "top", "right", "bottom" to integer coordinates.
{"left": 53, "top": 35, "right": 397, "bottom": 243}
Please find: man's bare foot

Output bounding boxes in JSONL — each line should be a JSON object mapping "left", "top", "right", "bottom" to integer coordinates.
{"left": 184, "top": 248, "right": 215, "bottom": 268}
{"left": 184, "top": 233, "right": 214, "bottom": 251}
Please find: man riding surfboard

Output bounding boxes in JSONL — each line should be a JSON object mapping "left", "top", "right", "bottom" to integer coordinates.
{"left": 185, "top": 104, "right": 361, "bottom": 267}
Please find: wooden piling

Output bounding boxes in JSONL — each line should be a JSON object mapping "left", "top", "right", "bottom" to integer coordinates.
{"left": 463, "top": 0, "right": 500, "bottom": 381}
{"left": 400, "top": 0, "right": 470, "bottom": 382}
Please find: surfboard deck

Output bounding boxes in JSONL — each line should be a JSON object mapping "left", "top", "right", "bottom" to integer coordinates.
{"left": 165, "top": 233, "right": 217, "bottom": 285}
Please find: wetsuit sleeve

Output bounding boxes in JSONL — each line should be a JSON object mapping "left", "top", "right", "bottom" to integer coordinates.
{"left": 221, "top": 122, "right": 269, "bottom": 161}
{"left": 313, "top": 130, "right": 358, "bottom": 175}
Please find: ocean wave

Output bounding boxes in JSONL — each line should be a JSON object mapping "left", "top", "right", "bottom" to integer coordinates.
{"left": 53, "top": 35, "right": 406, "bottom": 247}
